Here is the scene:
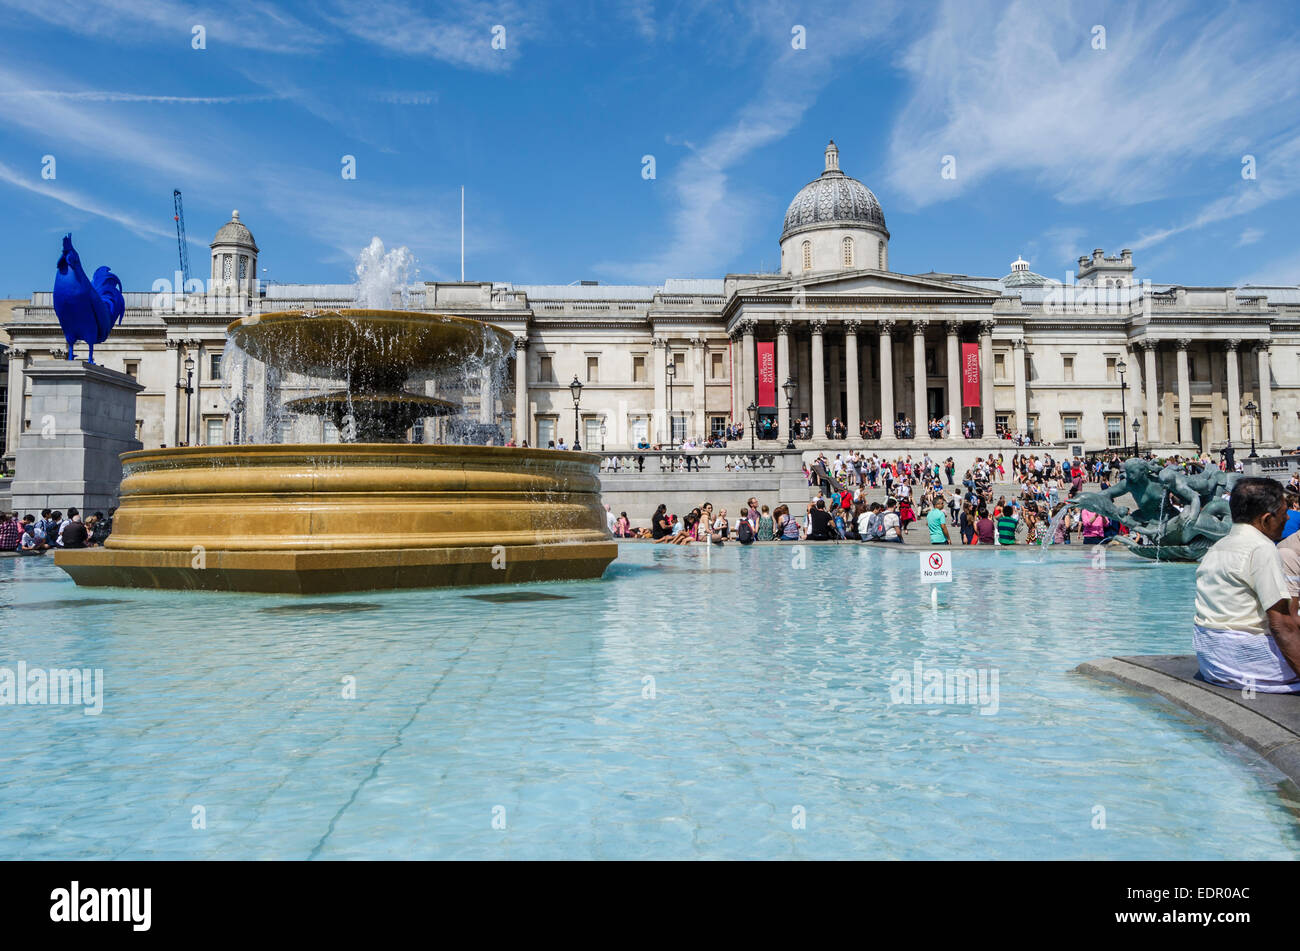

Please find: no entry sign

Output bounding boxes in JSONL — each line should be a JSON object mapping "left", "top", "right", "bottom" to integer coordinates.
{"left": 920, "top": 550, "right": 953, "bottom": 583}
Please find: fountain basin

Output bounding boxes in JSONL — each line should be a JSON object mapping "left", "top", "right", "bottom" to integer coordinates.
{"left": 56, "top": 444, "right": 617, "bottom": 593}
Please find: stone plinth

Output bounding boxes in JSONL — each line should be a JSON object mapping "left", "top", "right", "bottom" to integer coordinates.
{"left": 10, "top": 361, "right": 143, "bottom": 515}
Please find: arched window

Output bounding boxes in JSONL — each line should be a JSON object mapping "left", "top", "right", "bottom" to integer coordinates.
{"left": 878, "top": 242, "right": 886, "bottom": 270}
{"left": 842, "top": 236, "right": 854, "bottom": 268}
{"left": 802, "top": 240, "right": 812, "bottom": 272}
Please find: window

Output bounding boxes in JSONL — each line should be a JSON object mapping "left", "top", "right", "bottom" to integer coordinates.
{"left": 710, "top": 352, "right": 724, "bottom": 380}
{"left": 1062, "top": 415, "right": 1080, "bottom": 440}
{"left": 802, "top": 240, "right": 812, "bottom": 272}
{"left": 632, "top": 355, "right": 646, "bottom": 382}
{"left": 709, "top": 415, "right": 728, "bottom": 437}
{"left": 1062, "top": 356, "right": 1074, "bottom": 382}
{"left": 124, "top": 360, "right": 139, "bottom": 380}
{"left": 925, "top": 347, "right": 937, "bottom": 376}
{"left": 995, "top": 414, "right": 1011, "bottom": 433}
{"left": 842, "top": 236, "right": 854, "bottom": 268}
{"left": 584, "top": 418, "right": 602, "bottom": 449}
{"left": 538, "top": 355, "right": 554, "bottom": 383}
{"left": 586, "top": 355, "right": 599, "bottom": 383}
{"left": 209, "top": 353, "right": 222, "bottom": 381}
{"left": 994, "top": 353, "right": 1006, "bottom": 380}
{"left": 878, "top": 242, "right": 885, "bottom": 270}
{"left": 222, "top": 254, "right": 233, "bottom": 282}
{"left": 670, "top": 415, "right": 687, "bottom": 443}
{"left": 1027, "top": 415, "right": 1038, "bottom": 440}
{"left": 203, "top": 418, "right": 224, "bottom": 445}
{"left": 537, "top": 417, "right": 556, "bottom": 448}
{"left": 630, "top": 416, "right": 648, "bottom": 446}
{"left": 672, "top": 352, "right": 685, "bottom": 377}
{"left": 322, "top": 419, "right": 340, "bottom": 443}
{"left": 413, "top": 420, "right": 425, "bottom": 443}
{"left": 1105, "top": 357, "right": 1117, "bottom": 382}
{"left": 1106, "top": 415, "right": 1122, "bottom": 447}
{"left": 238, "top": 255, "right": 248, "bottom": 281}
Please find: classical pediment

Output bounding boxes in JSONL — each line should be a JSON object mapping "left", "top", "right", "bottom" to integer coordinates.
{"left": 734, "top": 268, "right": 1001, "bottom": 299}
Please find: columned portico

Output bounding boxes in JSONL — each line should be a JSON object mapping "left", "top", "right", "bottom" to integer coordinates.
{"left": 844, "top": 319, "right": 860, "bottom": 436}
{"left": 1225, "top": 338, "right": 1242, "bottom": 443}
{"left": 912, "top": 320, "right": 928, "bottom": 438}
{"left": 810, "top": 318, "right": 826, "bottom": 435}
{"left": 740, "top": 319, "right": 757, "bottom": 416}
{"left": 945, "top": 321, "right": 960, "bottom": 439}
{"left": 878, "top": 320, "right": 895, "bottom": 429}
{"left": 1012, "top": 337, "right": 1028, "bottom": 434}
{"left": 978, "top": 321, "right": 995, "bottom": 436}
{"left": 1176, "top": 338, "right": 1192, "bottom": 445}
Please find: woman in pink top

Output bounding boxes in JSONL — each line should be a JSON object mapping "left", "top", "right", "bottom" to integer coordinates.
{"left": 1080, "top": 509, "right": 1107, "bottom": 545}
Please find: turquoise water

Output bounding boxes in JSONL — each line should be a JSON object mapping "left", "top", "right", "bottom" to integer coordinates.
{"left": 0, "top": 543, "right": 1296, "bottom": 860}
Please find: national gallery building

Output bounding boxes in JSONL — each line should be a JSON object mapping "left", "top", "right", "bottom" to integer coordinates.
{"left": 4, "top": 141, "right": 1298, "bottom": 465}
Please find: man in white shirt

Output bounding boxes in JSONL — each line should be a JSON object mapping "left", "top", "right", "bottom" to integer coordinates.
{"left": 1194, "top": 478, "right": 1300, "bottom": 693}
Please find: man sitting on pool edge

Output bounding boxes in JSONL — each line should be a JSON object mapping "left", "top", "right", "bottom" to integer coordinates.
{"left": 1194, "top": 477, "right": 1300, "bottom": 694}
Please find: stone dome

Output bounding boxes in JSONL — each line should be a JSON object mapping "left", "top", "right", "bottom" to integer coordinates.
{"left": 781, "top": 141, "right": 888, "bottom": 241}
{"left": 211, "top": 209, "right": 259, "bottom": 251}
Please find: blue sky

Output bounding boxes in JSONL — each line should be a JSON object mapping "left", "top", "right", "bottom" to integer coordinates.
{"left": 2, "top": 0, "right": 1299, "bottom": 296}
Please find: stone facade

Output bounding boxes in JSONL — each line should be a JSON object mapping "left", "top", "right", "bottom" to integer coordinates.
{"left": 4, "top": 145, "right": 1299, "bottom": 462}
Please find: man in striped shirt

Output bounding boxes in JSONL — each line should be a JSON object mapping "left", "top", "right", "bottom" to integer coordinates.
{"left": 996, "top": 504, "right": 1019, "bottom": 546}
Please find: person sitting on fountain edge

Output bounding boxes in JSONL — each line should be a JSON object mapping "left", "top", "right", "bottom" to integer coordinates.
{"left": 1193, "top": 477, "right": 1300, "bottom": 694}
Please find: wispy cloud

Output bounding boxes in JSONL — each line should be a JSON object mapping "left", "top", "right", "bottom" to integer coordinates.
{"left": 885, "top": 0, "right": 1300, "bottom": 217}
{"left": 0, "top": 159, "right": 177, "bottom": 241}
{"left": 0, "top": 0, "right": 333, "bottom": 53}
{"left": 0, "top": 90, "right": 285, "bottom": 104}
{"left": 320, "top": 0, "right": 531, "bottom": 71}
{"left": 596, "top": 1, "right": 906, "bottom": 281}
{"left": 1238, "top": 228, "right": 1264, "bottom": 247}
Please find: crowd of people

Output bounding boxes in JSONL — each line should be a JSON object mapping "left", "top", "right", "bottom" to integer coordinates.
{"left": 0, "top": 507, "right": 113, "bottom": 553}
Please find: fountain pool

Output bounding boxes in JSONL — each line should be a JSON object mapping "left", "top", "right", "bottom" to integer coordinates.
{"left": 3, "top": 542, "right": 1297, "bottom": 859}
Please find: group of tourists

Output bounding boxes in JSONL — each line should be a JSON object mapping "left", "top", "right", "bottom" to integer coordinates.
{"left": 0, "top": 507, "right": 113, "bottom": 553}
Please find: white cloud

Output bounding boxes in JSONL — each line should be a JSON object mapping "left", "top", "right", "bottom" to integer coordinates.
{"left": 885, "top": 0, "right": 1300, "bottom": 214}
{"left": 320, "top": 0, "right": 531, "bottom": 71}
{"left": 1238, "top": 228, "right": 1265, "bottom": 247}
{"left": 0, "top": 160, "right": 176, "bottom": 241}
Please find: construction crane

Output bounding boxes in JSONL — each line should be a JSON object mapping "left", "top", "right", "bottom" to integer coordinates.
{"left": 172, "top": 189, "right": 192, "bottom": 288}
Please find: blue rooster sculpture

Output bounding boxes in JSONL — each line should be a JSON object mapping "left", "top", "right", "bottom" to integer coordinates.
{"left": 53, "top": 234, "right": 125, "bottom": 364}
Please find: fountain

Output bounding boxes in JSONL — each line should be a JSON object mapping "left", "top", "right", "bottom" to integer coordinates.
{"left": 1066, "top": 458, "right": 1236, "bottom": 562}
{"left": 56, "top": 266, "right": 617, "bottom": 592}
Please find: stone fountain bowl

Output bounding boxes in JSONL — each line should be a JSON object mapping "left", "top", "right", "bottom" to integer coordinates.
{"left": 226, "top": 309, "right": 515, "bottom": 378}
{"left": 56, "top": 444, "right": 617, "bottom": 593}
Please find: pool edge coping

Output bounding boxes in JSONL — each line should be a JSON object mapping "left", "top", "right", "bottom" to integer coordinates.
{"left": 1075, "top": 656, "right": 1300, "bottom": 785}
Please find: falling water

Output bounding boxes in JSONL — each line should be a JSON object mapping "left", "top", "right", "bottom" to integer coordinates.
{"left": 1154, "top": 493, "right": 1167, "bottom": 563}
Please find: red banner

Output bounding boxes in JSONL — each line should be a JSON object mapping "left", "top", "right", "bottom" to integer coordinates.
{"left": 961, "top": 342, "right": 981, "bottom": 408}
{"left": 757, "top": 341, "right": 776, "bottom": 407}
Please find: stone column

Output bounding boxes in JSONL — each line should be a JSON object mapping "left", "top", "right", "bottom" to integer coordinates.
{"left": 653, "top": 336, "right": 667, "bottom": 444}
{"left": 828, "top": 339, "right": 842, "bottom": 426}
{"left": 189, "top": 338, "right": 202, "bottom": 446}
{"left": 1256, "top": 342, "right": 1274, "bottom": 445}
{"left": 4, "top": 347, "right": 26, "bottom": 461}
{"left": 1141, "top": 339, "right": 1158, "bottom": 446}
{"left": 1012, "top": 337, "right": 1028, "bottom": 435}
{"left": 691, "top": 336, "right": 705, "bottom": 439}
{"left": 776, "top": 318, "right": 792, "bottom": 441}
{"left": 1225, "top": 338, "right": 1242, "bottom": 443}
{"left": 165, "top": 338, "right": 180, "bottom": 447}
{"left": 810, "top": 318, "right": 826, "bottom": 437}
{"left": 741, "top": 319, "right": 757, "bottom": 417}
{"left": 844, "top": 319, "right": 860, "bottom": 438}
{"left": 945, "top": 321, "right": 961, "bottom": 439}
{"left": 878, "top": 320, "right": 895, "bottom": 431}
{"left": 913, "top": 319, "right": 929, "bottom": 437}
{"left": 513, "top": 336, "right": 528, "bottom": 445}
{"left": 1176, "top": 338, "right": 1192, "bottom": 446}
{"left": 979, "top": 320, "right": 995, "bottom": 437}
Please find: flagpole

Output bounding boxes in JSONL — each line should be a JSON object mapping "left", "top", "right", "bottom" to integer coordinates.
{"left": 460, "top": 186, "right": 465, "bottom": 282}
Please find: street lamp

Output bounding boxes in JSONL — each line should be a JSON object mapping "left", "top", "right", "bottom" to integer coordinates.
{"left": 1117, "top": 358, "right": 1128, "bottom": 460}
{"left": 665, "top": 357, "right": 676, "bottom": 449}
{"left": 569, "top": 375, "right": 583, "bottom": 450}
{"left": 177, "top": 354, "right": 196, "bottom": 446}
{"left": 747, "top": 401, "right": 757, "bottom": 455}
{"left": 783, "top": 377, "right": 796, "bottom": 450}
{"left": 599, "top": 420, "right": 607, "bottom": 452}
{"left": 230, "top": 396, "right": 245, "bottom": 446}
{"left": 1131, "top": 417, "right": 1140, "bottom": 458}
{"left": 1245, "top": 399, "right": 1258, "bottom": 458}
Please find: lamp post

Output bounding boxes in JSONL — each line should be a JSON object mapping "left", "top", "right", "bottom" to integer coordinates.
{"left": 746, "top": 401, "right": 757, "bottom": 466}
{"left": 1246, "top": 399, "right": 1258, "bottom": 458}
{"left": 599, "top": 420, "right": 607, "bottom": 452}
{"left": 783, "top": 377, "right": 796, "bottom": 450}
{"left": 230, "top": 396, "right": 245, "bottom": 446}
{"left": 665, "top": 356, "right": 676, "bottom": 449}
{"left": 569, "top": 375, "right": 583, "bottom": 450}
{"left": 1117, "top": 358, "right": 1128, "bottom": 459}
{"left": 177, "top": 354, "right": 195, "bottom": 446}
{"left": 1131, "top": 417, "right": 1140, "bottom": 458}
